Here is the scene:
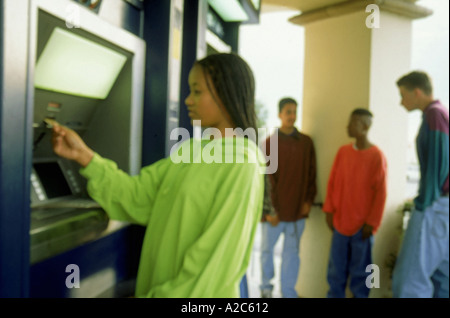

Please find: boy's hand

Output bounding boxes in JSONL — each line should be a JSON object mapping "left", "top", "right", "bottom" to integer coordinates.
{"left": 325, "top": 213, "right": 334, "bottom": 231}
{"left": 301, "top": 202, "right": 312, "bottom": 216}
{"left": 266, "top": 214, "right": 280, "bottom": 227}
{"left": 362, "top": 224, "right": 373, "bottom": 240}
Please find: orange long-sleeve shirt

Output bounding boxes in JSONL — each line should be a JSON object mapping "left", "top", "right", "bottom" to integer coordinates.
{"left": 323, "top": 144, "right": 387, "bottom": 236}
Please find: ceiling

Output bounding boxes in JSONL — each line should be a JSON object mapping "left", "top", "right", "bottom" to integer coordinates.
{"left": 260, "top": 0, "right": 420, "bottom": 14}
{"left": 261, "top": 0, "right": 350, "bottom": 13}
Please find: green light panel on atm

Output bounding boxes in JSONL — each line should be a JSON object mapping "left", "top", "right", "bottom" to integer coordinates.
{"left": 208, "top": 0, "right": 249, "bottom": 22}
{"left": 251, "top": 0, "right": 260, "bottom": 10}
{"left": 34, "top": 27, "right": 127, "bottom": 99}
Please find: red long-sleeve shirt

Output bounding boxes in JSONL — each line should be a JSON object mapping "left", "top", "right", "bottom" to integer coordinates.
{"left": 323, "top": 144, "right": 387, "bottom": 236}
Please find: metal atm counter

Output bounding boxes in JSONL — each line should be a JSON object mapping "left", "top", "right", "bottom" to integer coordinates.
{"left": 28, "top": 0, "right": 145, "bottom": 267}
{"left": 29, "top": 158, "right": 108, "bottom": 264}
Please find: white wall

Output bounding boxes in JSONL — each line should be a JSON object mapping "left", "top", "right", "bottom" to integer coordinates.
{"left": 299, "top": 11, "right": 374, "bottom": 298}
{"left": 239, "top": 11, "right": 304, "bottom": 133}
{"left": 368, "top": 12, "right": 412, "bottom": 298}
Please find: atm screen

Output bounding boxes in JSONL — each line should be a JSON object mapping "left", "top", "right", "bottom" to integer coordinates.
{"left": 34, "top": 162, "right": 72, "bottom": 199}
{"left": 34, "top": 27, "right": 127, "bottom": 99}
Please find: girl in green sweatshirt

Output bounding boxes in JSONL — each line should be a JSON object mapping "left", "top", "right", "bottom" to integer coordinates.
{"left": 51, "top": 53, "right": 266, "bottom": 298}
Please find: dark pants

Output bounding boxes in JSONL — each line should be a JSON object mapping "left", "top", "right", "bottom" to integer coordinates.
{"left": 327, "top": 228, "right": 374, "bottom": 298}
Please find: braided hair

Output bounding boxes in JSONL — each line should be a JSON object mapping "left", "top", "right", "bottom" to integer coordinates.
{"left": 195, "top": 53, "right": 258, "bottom": 141}
{"left": 195, "top": 53, "right": 274, "bottom": 217}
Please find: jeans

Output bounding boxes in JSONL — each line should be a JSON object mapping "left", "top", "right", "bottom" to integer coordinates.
{"left": 327, "top": 228, "right": 374, "bottom": 298}
{"left": 260, "top": 219, "right": 306, "bottom": 298}
{"left": 392, "top": 196, "right": 449, "bottom": 298}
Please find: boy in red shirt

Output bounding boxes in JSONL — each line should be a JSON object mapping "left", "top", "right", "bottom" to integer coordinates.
{"left": 323, "top": 108, "right": 387, "bottom": 298}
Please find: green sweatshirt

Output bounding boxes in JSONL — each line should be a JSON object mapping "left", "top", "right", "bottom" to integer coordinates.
{"left": 80, "top": 137, "right": 265, "bottom": 298}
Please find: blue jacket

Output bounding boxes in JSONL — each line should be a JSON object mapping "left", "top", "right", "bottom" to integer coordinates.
{"left": 415, "top": 100, "right": 449, "bottom": 211}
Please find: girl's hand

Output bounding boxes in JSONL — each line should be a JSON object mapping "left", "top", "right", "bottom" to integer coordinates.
{"left": 50, "top": 120, "right": 94, "bottom": 167}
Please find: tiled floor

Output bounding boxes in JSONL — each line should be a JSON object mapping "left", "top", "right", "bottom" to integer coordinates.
{"left": 245, "top": 224, "right": 283, "bottom": 298}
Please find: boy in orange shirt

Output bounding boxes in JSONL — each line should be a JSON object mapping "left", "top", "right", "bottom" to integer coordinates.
{"left": 323, "top": 108, "right": 387, "bottom": 298}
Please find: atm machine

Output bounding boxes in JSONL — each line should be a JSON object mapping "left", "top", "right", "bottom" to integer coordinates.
{"left": 27, "top": 0, "right": 145, "bottom": 297}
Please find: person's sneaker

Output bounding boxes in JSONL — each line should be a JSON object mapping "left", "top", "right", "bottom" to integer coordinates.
{"left": 261, "top": 290, "right": 272, "bottom": 298}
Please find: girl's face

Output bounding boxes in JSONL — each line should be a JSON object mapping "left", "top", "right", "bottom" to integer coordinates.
{"left": 185, "top": 64, "right": 232, "bottom": 130}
